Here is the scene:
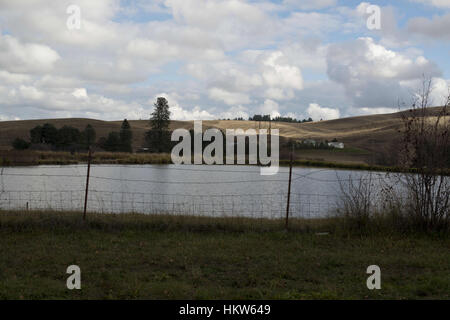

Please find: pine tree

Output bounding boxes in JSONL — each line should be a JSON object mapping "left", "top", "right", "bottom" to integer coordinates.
{"left": 103, "top": 132, "right": 121, "bottom": 152}
{"left": 119, "top": 119, "right": 133, "bottom": 152}
{"left": 83, "top": 124, "right": 96, "bottom": 147}
{"left": 146, "top": 97, "right": 171, "bottom": 152}
{"left": 150, "top": 97, "right": 171, "bottom": 131}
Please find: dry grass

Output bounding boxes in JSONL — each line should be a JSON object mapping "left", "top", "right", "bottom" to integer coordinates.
{"left": 0, "top": 150, "right": 172, "bottom": 165}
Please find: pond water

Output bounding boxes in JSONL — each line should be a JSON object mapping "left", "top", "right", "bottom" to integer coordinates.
{"left": 0, "top": 164, "right": 394, "bottom": 218}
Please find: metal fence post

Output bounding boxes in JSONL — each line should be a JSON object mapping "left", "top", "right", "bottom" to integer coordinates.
{"left": 83, "top": 148, "right": 92, "bottom": 221}
{"left": 285, "top": 144, "right": 294, "bottom": 230}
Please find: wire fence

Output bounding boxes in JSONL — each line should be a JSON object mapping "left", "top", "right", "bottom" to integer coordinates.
{"left": 0, "top": 160, "right": 394, "bottom": 221}
{"left": 0, "top": 189, "right": 339, "bottom": 219}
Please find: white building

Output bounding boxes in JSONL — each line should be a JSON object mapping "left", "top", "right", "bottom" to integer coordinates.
{"left": 328, "top": 142, "right": 344, "bottom": 149}
{"left": 303, "top": 139, "right": 317, "bottom": 146}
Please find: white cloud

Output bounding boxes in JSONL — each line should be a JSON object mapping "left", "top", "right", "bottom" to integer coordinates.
{"left": 259, "top": 99, "right": 281, "bottom": 118}
{"left": 72, "top": 88, "right": 88, "bottom": 99}
{"left": 151, "top": 93, "right": 215, "bottom": 120}
{"left": 218, "top": 105, "right": 249, "bottom": 120}
{"left": 283, "top": 0, "right": 337, "bottom": 10}
{"left": 283, "top": 12, "right": 341, "bottom": 36}
{"left": 208, "top": 87, "right": 251, "bottom": 106}
{"left": 0, "top": 0, "right": 447, "bottom": 122}
{"left": 327, "top": 37, "right": 441, "bottom": 108}
{"left": 262, "top": 51, "right": 303, "bottom": 90}
{"left": 264, "top": 88, "right": 294, "bottom": 101}
{"left": 0, "top": 34, "right": 60, "bottom": 73}
{"left": 19, "top": 85, "right": 45, "bottom": 100}
{"left": 307, "top": 103, "right": 340, "bottom": 121}
{"left": 356, "top": 107, "right": 399, "bottom": 115}
{"left": 400, "top": 77, "right": 450, "bottom": 106}
{"left": 407, "top": 14, "right": 450, "bottom": 40}
{"left": 0, "top": 70, "right": 32, "bottom": 84}
{"left": 430, "top": 78, "right": 450, "bottom": 105}
{"left": 409, "top": 0, "right": 450, "bottom": 8}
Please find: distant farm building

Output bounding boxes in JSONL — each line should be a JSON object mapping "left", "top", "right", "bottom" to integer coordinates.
{"left": 328, "top": 141, "right": 344, "bottom": 149}
{"left": 303, "top": 139, "right": 317, "bottom": 146}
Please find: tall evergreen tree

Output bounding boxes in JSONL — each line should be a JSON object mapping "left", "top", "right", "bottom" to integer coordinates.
{"left": 103, "top": 132, "right": 121, "bottom": 152}
{"left": 83, "top": 124, "right": 96, "bottom": 147}
{"left": 119, "top": 119, "right": 133, "bottom": 152}
{"left": 146, "top": 97, "right": 171, "bottom": 152}
{"left": 150, "top": 97, "right": 171, "bottom": 131}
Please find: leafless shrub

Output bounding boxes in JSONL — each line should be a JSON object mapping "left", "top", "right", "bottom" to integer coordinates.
{"left": 397, "top": 78, "right": 450, "bottom": 232}
{"left": 336, "top": 173, "right": 376, "bottom": 231}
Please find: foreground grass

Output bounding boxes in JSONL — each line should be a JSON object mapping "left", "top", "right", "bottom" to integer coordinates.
{"left": 0, "top": 211, "right": 449, "bottom": 300}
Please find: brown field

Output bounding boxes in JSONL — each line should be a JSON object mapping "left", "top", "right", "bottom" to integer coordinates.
{"left": 0, "top": 107, "right": 446, "bottom": 165}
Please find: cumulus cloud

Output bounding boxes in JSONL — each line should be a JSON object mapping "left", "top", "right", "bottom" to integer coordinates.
{"left": 355, "top": 107, "right": 399, "bottom": 115}
{"left": 430, "top": 78, "right": 450, "bottom": 105}
{"left": 407, "top": 14, "right": 450, "bottom": 40}
{"left": 409, "top": 0, "right": 450, "bottom": 8}
{"left": 0, "top": 1, "right": 447, "bottom": 122}
{"left": 72, "top": 88, "right": 88, "bottom": 99}
{"left": 259, "top": 99, "right": 281, "bottom": 118}
{"left": 262, "top": 51, "right": 303, "bottom": 90}
{"left": 151, "top": 93, "right": 215, "bottom": 120}
{"left": 0, "top": 34, "right": 60, "bottom": 73}
{"left": 208, "top": 88, "right": 251, "bottom": 106}
{"left": 327, "top": 37, "right": 441, "bottom": 108}
{"left": 218, "top": 105, "right": 249, "bottom": 120}
{"left": 307, "top": 103, "right": 340, "bottom": 121}
{"left": 283, "top": 0, "right": 337, "bottom": 10}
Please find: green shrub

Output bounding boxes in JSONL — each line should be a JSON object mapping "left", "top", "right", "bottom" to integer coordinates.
{"left": 12, "top": 138, "right": 31, "bottom": 150}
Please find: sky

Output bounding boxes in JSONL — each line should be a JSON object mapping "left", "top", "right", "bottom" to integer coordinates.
{"left": 0, "top": 0, "right": 449, "bottom": 122}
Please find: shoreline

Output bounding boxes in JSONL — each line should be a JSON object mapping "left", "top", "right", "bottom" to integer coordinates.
{"left": 1, "top": 154, "right": 443, "bottom": 175}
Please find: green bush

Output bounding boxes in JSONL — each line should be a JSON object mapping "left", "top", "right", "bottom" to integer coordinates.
{"left": 12, "top": 138, "right": 31, "bottom": 150}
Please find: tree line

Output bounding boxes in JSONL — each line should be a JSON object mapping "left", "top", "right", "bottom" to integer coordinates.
{"left": 12, "top": 97, "right": 317, "bottom": 153}
{"left": 249, "top": 114, "right": 314, "bottom": 123}
{"left": 12, "top": 97, "right": 170, "bottom": 153}
{"left": 13, "top": 120, "right": 133, "bottom": 153}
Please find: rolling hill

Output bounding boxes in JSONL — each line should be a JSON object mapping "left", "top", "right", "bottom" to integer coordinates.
{"left": 0, "top": 107, "right": 446, "bottom": 165}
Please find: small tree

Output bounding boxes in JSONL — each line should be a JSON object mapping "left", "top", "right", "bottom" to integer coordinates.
{"left": 119, "top": 119, "right": 133, "bottom": 153}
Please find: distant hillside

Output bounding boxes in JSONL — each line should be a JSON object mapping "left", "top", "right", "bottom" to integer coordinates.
{"left": 0, "top": 107, "right": 446, "bottom": 165}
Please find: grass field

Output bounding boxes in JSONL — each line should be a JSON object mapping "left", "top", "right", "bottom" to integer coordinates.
{"left": 0, "top": 211, "right": 449, "bottom": 300}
